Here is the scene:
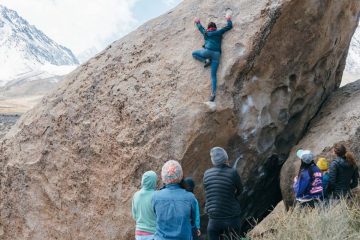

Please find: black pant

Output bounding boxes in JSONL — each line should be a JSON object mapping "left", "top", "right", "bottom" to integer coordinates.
{"left": 207, "top": 217, "right": 241, "bottom": 240}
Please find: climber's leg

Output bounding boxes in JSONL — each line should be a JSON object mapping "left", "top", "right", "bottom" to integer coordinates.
{"left": 209, "top": 51, "right": 220, "bottom": 101}
{"left": 192, "top": 49, "right": 210, "bottom": 63}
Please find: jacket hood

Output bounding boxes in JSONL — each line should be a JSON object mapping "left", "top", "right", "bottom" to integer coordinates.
{"left": 141, "top": 171, "right": 157, "bottom": 190}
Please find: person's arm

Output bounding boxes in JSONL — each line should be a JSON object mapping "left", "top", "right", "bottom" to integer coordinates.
{"left": 293, "top": 176, "right": 299, "bottom": 193}
{"left": 218, "top": 18, "right": 233, "bottom": 34}
{"left": 328, "top": 161, "right": 338, "bottom": 188}
{"left": 151, "top": 194, "right": 157, "bottom": 216}
{"left": 190, "top": 196, "right": 198, "bottom": 232}
{"left": 350, "top": 167, "right": 359, "bottom": 189}
{"left": 295, "top": 171, "right": 310, "bottom": 197}
{"left": 194, "top": 198, "right": 201, "bottom": 231}
{"left": 131, "top": 196, "right": 137, "bottom": 220}
{"left": 194, "top": 17, "right": 206, "bottom": 36}
{"left": 233, "top": 169, "right": 243, "bottom": 196}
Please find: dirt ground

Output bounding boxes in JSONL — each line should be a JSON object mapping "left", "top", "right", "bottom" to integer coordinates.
{"left": 0, "top": 95, "right": 43, "bottom": 114}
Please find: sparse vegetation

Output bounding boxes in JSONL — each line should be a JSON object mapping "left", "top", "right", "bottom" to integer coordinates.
{"left": 247, "top": 198, "right": 360, "bottom": 240}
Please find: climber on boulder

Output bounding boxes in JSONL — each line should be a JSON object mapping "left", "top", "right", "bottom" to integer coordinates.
{"left": 192, "top": 13, "right": 233, "bottom": 102}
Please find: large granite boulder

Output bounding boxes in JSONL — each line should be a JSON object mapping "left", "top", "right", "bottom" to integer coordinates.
{"left": 280, "top": 80, "right": 360, "bottom": 208}
{"left": 1, "top": 0, "right": 359, "bottom": 239}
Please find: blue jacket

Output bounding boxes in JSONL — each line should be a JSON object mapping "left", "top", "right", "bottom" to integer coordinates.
{"left": 293, "top": 164, "right": 323, "bottom": 200}
{"left": 152, "top": 184, "right": 197, "bottom": 240}
{"left": 196, "top": 20, "right": 233, "bottom": 53}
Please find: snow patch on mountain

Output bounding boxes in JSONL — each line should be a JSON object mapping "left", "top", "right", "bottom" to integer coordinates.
{"left": 0, "top": 5, "right": 79, "bottom": 87}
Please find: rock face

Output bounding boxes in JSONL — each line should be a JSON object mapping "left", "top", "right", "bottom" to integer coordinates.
{"left": 280, "top": 80, "right": 360, "bottom": 208}
{"left": 1, "top": 0, "right": 359, "bottom": 239}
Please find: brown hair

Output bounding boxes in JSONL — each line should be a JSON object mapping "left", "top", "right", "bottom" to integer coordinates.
{"left": 207, "top": 22, "right": 217, "bottom": 29}
{"left": 333, "top": 143, "right": 357, "bottom": 167}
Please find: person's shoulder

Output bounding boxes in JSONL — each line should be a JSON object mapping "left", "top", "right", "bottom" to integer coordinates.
{"left": 330, "top": 158, "right": 341, "bottom": 167}
{"left": 183, "top": 190, "right": 197, "bottom": 200}
{"left": 204, "top": 167, "right": 217, "bottom": 174}
{"left": 133, "top": 190, "right": 140, "bottom": 199}
{"left": 312, "top": 164, "right": 321, "bottom": 172}
{"left": 152, "top": 188, "right": 165, "bottom": 198}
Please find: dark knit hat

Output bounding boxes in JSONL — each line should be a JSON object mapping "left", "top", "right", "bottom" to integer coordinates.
{"left": 183, "top": 177, "right": 195, "bottom": 192}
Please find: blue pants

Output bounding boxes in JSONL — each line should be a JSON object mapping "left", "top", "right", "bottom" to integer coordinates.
{"left": 192, "top": 49, "right": 221, "bottom": 95}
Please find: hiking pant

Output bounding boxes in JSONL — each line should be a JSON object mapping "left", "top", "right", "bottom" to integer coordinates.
{"left": 192, "top": 49, "right": 221, "bottom": 95}
{"left": 207, "top": 217, "right": 241, "bottom": 240}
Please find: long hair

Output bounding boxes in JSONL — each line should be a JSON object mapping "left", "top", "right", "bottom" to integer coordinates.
{"left": 333, "top": 143, "right": 357, "bottom": 167}
{"left": 298, "top": 161, "right": 314, "bottom": 178}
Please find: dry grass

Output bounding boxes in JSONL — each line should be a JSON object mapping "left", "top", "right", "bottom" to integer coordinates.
{"left": 247, "top": 198, "right": 360, "bottom": 240}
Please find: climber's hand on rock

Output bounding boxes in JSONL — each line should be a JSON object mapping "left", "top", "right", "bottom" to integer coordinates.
{"left": 197, "top": 229, "right": 201, "bottom": 236}
{"left": 226, "top": 12, "right": 232, "bottom": 20}
{"left": 194, "top": 17, "right": 200, "bottom": 24}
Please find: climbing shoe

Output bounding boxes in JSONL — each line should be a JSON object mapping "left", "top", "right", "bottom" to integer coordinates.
{"left": 209, "top": 94, "right": 216, "bottom": 102}
{"left": 204, "top": 59, "right": 211, "bottom": 68}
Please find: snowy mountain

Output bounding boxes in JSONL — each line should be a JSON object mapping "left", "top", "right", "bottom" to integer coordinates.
{"left": 0, "top": 5, "right": 79, "bottom": 87}
{"left": 343, "top": 25, "right": 360, "bottom": 85}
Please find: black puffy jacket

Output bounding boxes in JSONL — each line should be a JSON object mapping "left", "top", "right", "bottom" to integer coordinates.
{"left": 328, "top": 157, "right": 359, "bottom": 197}
{"left": 203, "top": 164, "right": 242, "bottom": 219}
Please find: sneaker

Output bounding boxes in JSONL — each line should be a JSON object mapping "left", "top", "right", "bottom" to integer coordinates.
{"left": 204, "top": 59, "right": 211, "bottom": 68}
{"left": 209, "top": 94, "right": 216, "bottom": 102}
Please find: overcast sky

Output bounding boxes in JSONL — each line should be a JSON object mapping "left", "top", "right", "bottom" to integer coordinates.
{"left": 1, "top": 0, "right": 181, "bottom": 56}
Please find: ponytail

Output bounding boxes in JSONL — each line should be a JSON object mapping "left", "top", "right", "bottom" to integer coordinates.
{"left": 334, "top": 143, "right": 357, "bottom": 167}
{"left": 345, "top": 151, "right": 357, "bottom": 167}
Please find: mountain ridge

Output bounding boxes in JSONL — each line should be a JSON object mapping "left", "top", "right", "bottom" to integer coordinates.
{"left": 0, "top": 4, "right": 79, "bottom": 86}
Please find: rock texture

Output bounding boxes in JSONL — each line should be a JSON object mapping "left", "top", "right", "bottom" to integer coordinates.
{"left": 1, "top": 0, "right": 359, "bottom": 239}
{"left": 281, "top": 80, "right": 360, "bottom": 208}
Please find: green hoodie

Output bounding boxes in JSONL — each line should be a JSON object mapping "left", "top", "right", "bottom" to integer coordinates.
{"left": 132, "top": 171, "right": 157, "bottom": 233}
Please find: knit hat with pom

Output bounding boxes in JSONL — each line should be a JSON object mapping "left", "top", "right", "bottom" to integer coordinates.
{"left": 161, "top": 160, "right": 183, "bottom": 185}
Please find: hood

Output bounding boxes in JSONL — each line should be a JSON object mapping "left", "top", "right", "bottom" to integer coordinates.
{"left": 141, "top": 171, "right": 157, "bottom": 190}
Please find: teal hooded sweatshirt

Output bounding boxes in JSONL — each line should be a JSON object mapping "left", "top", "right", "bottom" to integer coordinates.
{"left": 132, "top": 171, "right": 157, "bottom": 233}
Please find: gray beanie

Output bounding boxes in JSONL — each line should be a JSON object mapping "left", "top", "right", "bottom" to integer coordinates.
{"left": 210, "top": 147, "right": 228, "bottom": 166}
